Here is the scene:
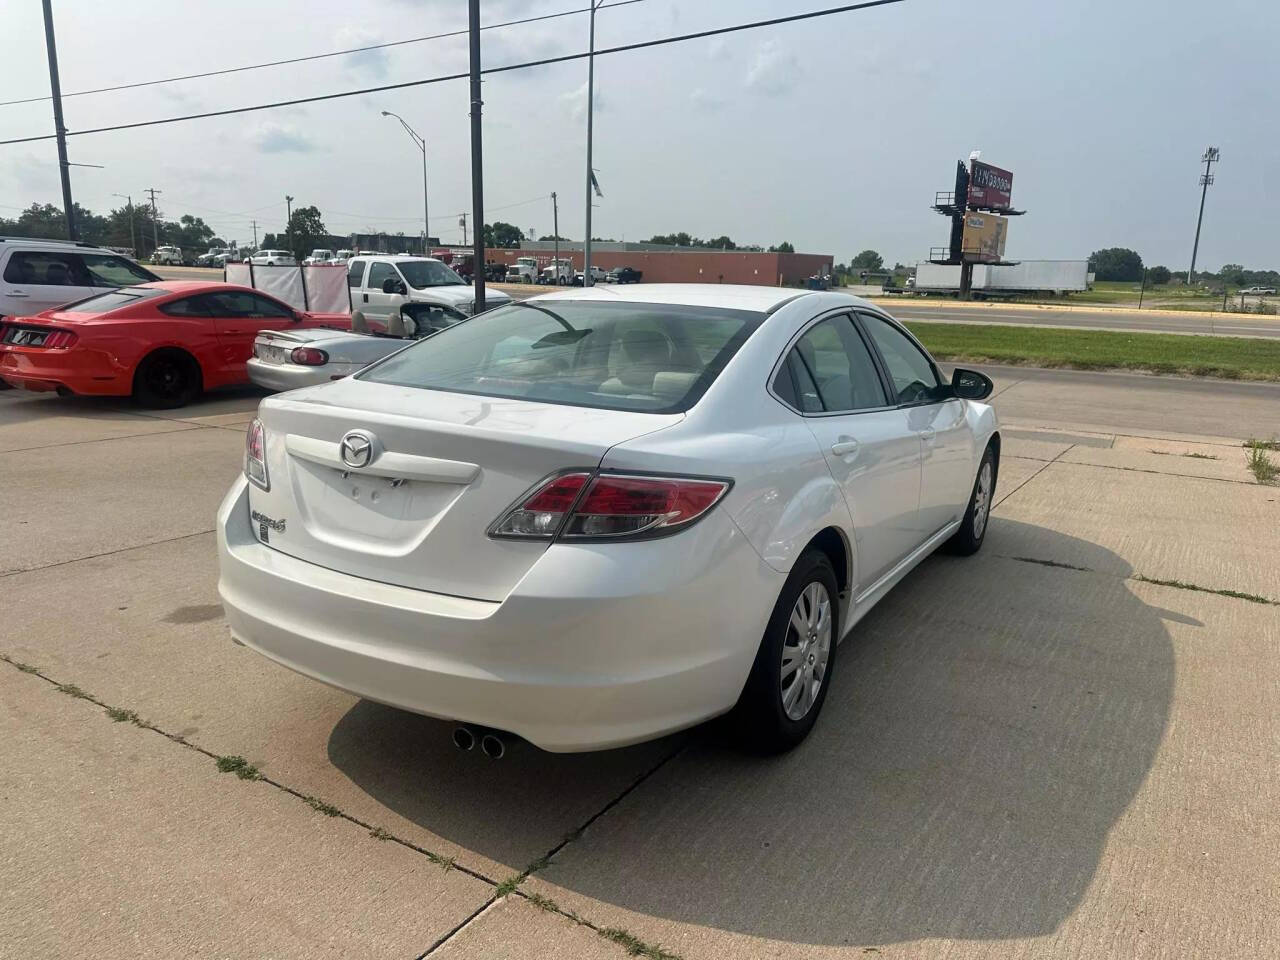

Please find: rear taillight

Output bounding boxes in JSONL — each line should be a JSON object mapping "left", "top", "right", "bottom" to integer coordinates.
{"left": 290, "top": 346, "right": 328, "bottom": 365}
{"left": 42, "top": 330, "right": 77, "bottom": 349}
{"left": 489, "top": 472, "right": 730, "bottom": 541}
{"left": 245, "top": 418, "right": 269, "bottom": 490}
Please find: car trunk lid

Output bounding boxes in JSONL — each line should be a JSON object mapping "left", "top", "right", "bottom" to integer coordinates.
{"left": 248, "top": 378, "right": 682, "bottom": 601}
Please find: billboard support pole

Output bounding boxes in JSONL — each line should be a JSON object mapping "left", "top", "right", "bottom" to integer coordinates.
{"left": 959, "top": 262, "right": 973, "bottom": 300}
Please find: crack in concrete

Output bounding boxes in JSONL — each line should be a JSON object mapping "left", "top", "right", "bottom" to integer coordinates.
{"left": 0, "top": 529, "right": 216, "bottom": 580}
{"left": 993, "top": 444, "right": 1075, "bottom": 508}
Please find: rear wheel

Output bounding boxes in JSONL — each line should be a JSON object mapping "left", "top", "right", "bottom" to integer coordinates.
{"left": 735, "top": 551, "right": 839, "bottom": 752}
{"left": 945, "top": 444, "right": 997, "bottom": 555}
{"left": 132, "top": 350, "right": 201, "bottom": 409}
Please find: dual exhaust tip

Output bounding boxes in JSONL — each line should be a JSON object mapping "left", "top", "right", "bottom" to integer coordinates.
{"left": 452, "top": 724, "right": 505, "bottom": 760}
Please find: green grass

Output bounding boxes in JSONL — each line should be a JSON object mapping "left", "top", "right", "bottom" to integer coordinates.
{"left": 303, "top": 795, "right": 341, "bottom": 817}
{"left": 1133, "top": 575, "right": 1277, "bottom": 606}
{"left": 598, "top": 927, "right": 684, "bottom": 960}
{"left": 905, "top": 322, "right": 1280, "bottom": 381}
{"left": 1006, "top": 280, "right": 1240, "bottom": 311}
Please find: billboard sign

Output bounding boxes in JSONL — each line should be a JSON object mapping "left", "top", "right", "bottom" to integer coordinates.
{"left": 968, "top": 160, "right": 1013, "bottom": 209}
{"left": 961, "top": 212, "right": 1009, "bottom": 263}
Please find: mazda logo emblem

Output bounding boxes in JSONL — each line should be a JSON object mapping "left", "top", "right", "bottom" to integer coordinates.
{"left": 339, "top": 431, "right": 375, "bottom": 469}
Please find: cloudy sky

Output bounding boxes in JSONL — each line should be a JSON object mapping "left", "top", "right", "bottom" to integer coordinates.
{"left": 1, "top": 0, "right": 1275, "bottom": 269}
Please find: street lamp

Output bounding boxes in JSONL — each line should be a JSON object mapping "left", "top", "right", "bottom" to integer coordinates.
{"left": 382, "top": 110, "right": 430, "bottom": 254}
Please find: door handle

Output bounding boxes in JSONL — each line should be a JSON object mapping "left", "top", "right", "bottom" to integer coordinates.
{"left": 362, "top": 293, "right": 369, "bottom": 303}
{"left": 830, "top": 438, "right": 859, "bottom": 457}
{"left": 919, "top": 427, "right": 936, "bottom": 441}
{"left": 7, "top": 292, "right": 27, "bottom": 298}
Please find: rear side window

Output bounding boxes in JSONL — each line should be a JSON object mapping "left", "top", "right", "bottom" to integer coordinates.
{"left": 160, "top": 297, "right": 212, "bottom": 318}
{"left": 774, "top": 315, "right": 887, "bottom": 413}
{"left": 58, "top": 287, "right": 165, "bottom": 314}
{"left": 3, "top": 251, "right": 87, "bottom": 286}
{"left": 360, "top": 300, "right": 765, "bottom": 413}
{"left": 80, "top": 253, "right": 159, "bottom": 287}
{"left": 346, "top": 260, "right": 366, "bottom": 287}
{"left": 200, "top": 291, "right": 292, "bottom": 318}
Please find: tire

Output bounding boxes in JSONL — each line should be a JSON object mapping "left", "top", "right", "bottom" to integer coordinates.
{"left": 132, "top": 349, "right": 202, "bottom": 409}
{"left": 734, "top": 551, "right": 840, "bottom": 752}
{"left": 945, "top": 443, "right": 997, "bottom": 556}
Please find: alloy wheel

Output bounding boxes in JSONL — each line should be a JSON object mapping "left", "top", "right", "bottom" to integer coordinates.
{"left": 780, "top": 581, "right": 832, "bottom": 721}
{"left": 973, "top": 461, "right": 993, "bottom": 539}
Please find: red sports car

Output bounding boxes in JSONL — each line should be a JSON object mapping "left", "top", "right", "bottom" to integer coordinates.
{"left": 0, "top": 281, "right": 350, "bottom": 408}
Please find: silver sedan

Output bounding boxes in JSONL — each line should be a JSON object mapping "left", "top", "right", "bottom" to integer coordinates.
{"left": 247, "top": 303, "right": 465, "bottom": 391}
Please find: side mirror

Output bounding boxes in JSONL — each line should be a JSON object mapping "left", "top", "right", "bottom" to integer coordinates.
{"left": 951, "top": 367, "right": 994, "bottom": 401}
{"left": 382, "top": 277, "right": 404, "bottom": 295}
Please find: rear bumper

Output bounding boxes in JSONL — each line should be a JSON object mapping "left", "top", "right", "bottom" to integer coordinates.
{"left": 216, "top": 476, "right": 783, "bottom": 752}
{"left": 246, "top": 358, "right": 330, "bottom": 392}
{"left": 0, "top": 346, "right": 129, "bottom": 395}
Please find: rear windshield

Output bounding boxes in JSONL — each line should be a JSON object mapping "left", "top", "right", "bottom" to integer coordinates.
{"left": 58, "top": 287, "right": 165, "bottom": 314}
{"left": 359, "top": 300, "right": 765, "bottom": 413}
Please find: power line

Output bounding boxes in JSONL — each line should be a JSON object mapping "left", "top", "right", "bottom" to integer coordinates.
{"left": 0, "top": 0, "right": 649, "bottom": 108}
{"left": 0, "top": 0, "right": 905, "bottom": 147}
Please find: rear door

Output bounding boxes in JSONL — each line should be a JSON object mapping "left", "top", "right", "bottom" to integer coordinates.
{"left": 203, "top": 290, "right": 297, "bottom": 366}
{"left": 778, "top": 313, "right": 923, "bottom": 591}
{"left": 1, "top": 251, "right": 96, "bottom": 315}
{"left": 858, "top": 312, "right": 973, "bottom": 538}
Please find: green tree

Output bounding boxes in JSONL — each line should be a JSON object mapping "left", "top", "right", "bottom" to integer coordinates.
{"left": 769, "top": 241, "right": 795, "bottom": 254}
{"left": 1147, "top": 265, "right": 1172, "bottom": 285}
{"left": 284, "top": 206, "right": 328, "bottom": 259}
{"left": 539, "top": 234, "right": 569, "bottom": 241}
{"left": 850, "top": 249, "right": 884, "bottom": 272}
{"left": 705, "top": 235, "right": 736, "bottom": 250}
{"left": 1218, "top": 263, "right": 1246, "bottom": 286}
{"left": 1088, "top": 247, "right": 1144, "bottom": 282}
{"left": 483, "top": 221, "right": 523, "bottom": 248}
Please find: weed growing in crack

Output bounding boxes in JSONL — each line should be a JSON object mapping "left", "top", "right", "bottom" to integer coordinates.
{"left": 598, "top": 927, "right": 684, "bottom": 960}
{"left": 106, "top": 707, "right": 140, "bottom": 724}
{"left": 56, "top": 683, "right": 90, "bottom": 699}
{"left": 1133, "top": 575, "right": 1277, "bottom": 606}
{"left": 523, "top": 891, "right": 559, "bottom": 913}
{"left": 303, "top": 796, "right": 341, "bottom": 816}
{"left": 424, "top": 851, "right": 456, "bottom": 872}
{"left": 1183, "top": 452, "right": 1217, "bottom": 460}
{"left": 1244, "top": 439, "right": 1279, "bottom": 484}
{"left": 494, "top": 873, "right": 523, "bottom": 898}
{"left": 0, "top": 655, "right": 40, "bottom": 674}
{"left": 369, "top": 826, "right": 393, "bottom": 841}
{"left": 214, "top": 755, "right": 263, "bottom": 780}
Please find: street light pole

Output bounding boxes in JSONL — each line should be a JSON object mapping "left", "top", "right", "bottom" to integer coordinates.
{"left": 467, "top": 0, "right": 486, "bottom": 313}
{"left": 583, "top": 0, "right": 604, "bottom": 287}
{"left": 41, "top": 0, "right": 76, "bottom": 240}
{"left": 112, "top": 193, "right": 135, "bottom": 254}
{"left": 551, "top": 192, "right": 559, "bottom": 282}
{"left": 285, "top": 194, "right": 294, "bottom": 256}
{"left": 381, "top": 111, "right": 429, "bottom": 254}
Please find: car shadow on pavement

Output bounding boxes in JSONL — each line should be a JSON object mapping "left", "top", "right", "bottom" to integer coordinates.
{"left": 328, "top": 518, "right": 1175, "bottom": 948}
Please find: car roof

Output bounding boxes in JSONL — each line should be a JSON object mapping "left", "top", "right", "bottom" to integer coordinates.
{"left": 521, "top": 283, "right": 866, "bottom": 314}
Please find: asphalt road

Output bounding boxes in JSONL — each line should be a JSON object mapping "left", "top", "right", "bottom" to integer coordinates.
{"left": 877, "top": 299, "right": 1280, "bottom": 338}
{"left": 152, "top": 267, "right": 1278, "bottom": 338}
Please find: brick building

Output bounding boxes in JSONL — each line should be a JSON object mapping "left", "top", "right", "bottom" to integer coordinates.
{"left": 478, "top": 242, "right": 833, "bottom": 287}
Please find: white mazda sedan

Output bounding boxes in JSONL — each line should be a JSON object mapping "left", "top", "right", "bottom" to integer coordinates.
{"left": 217, "top": 285, "right": 999, "bottom": 753}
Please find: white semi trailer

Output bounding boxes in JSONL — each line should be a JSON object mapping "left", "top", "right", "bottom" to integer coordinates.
{"left": 911, "top": 260, "right": 1090, "bottom": 297}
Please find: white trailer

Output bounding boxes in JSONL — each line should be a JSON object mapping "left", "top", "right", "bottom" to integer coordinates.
{"left": 911, "top": 260, "right": 1089, "bottom": 297}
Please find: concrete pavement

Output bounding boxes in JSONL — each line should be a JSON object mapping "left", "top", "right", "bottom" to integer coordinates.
{"left": 2, "top": 369, "right": 1278, "bottom": 958}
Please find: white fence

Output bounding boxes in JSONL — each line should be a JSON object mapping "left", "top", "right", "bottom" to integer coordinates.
{"left": 224, "top": 263, "right": 351, "bottom": 313}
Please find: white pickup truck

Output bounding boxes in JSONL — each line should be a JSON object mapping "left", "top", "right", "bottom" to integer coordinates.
{"left": 346, "top": 255, "right": 512, "bottom": 323}
{"left": 505, "top": 257, "right": 539, "bottom": 283}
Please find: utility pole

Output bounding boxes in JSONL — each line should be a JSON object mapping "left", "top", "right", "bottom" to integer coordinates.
{"left": 145, "top": 187, "right": 161, "bottom": 256}
{"left": 41, "top": 0, "right": 76, "bottom": 240}
{"left": 467, "top": 0, "right": 486, "bottom": 312}
{"left": 251, "top": 219, "right": 258, "bottom": 249}
{"left": 583, "top": 0, "right": 604, "bottom": 286}
{"left": 1187, "top": 146, "right": 1219, "bottom": 285}
{"left": 459, "top": 212, "right": 468, "bottom": 246}
{"left": 285, "top": 195, "right": 294, "bottom": 256}
{"left": 112, "top": 193, "right": 134, "bottom": 254}
{"left": 551, "top": 192, "right": 559, "bottom": 282}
